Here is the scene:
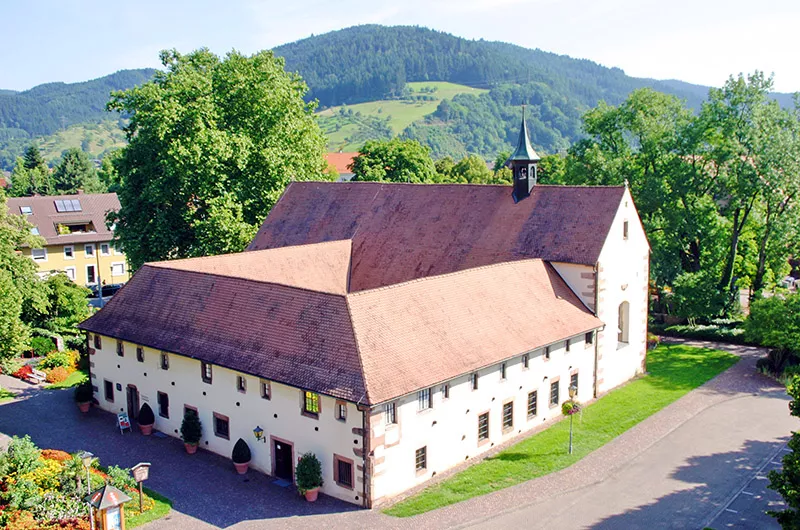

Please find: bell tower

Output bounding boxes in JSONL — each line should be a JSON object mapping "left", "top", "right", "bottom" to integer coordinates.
{"left": 506, "top": 106, "right": 541, "bottom": 201}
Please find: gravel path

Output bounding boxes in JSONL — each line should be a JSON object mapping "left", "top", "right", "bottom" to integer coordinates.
{"left": 0, "top": 340, "right": 791, "bottom": 529}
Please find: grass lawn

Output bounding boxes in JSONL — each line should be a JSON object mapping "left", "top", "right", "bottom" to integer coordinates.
{"left": 0, "top": 387, "right": 17, "bottom": 403}
{"left": 47, "top": 369, "right": 88, "bottom": 389}
{"left": 384, "top": 344, "right": 739, "bottom": 517}
{"left": 127, "top": 487, "right": 173, "bottom": 528}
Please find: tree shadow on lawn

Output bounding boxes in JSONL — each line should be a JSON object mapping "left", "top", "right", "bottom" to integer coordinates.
{"left": 591, "top": 438, "right": 788, "bottom": 529}
{"left": 0, "top": 389, "right": 360, "bottom": 527}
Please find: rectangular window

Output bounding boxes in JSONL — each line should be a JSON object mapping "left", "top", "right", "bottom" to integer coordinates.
{"left": 260, "top": 380, "right": 271, "bottom": 400}
{"left": 441, "top": 382, "right": 450, "bottom": 400}
{"left": 104, "top": 380, "right": 114, "bottom": 402}
{"left": 384, "top": 402, "right": 397, "bottom": 425}
{"left": 565, "top": 339, "right": 571, "bottom": 352}
{"left": 113, "top": 243, "right": 123, "bottom": 255}
{"left": 19, "top": 206, "right": 32, "bottom": 215}
{"left": 545, "top": 346, "right": 551, "bottom": 360}
{"left": 213, "top": 412, "right": 230, "bottom": 439}
{"left": 64, "top": 246, "right": 74, "bottom": 259}
{"left": 478, "top": 412, "right": 489, "bottom": 442}
{"left": 336, "top": 401, "right": 347, "bottom": 421}
{"left": 31, "top": 248, "right": 47, "bottom": 261}
{"left": 585, "top": 331, "right": 594, "bottom": 346}
{"left": 335, "top": 456, "right": 354, "bottom": 489}
{"left": 304, "top": 391, "right": 320, "bottom": 416}
{"left": 502, "top": 401, "right": 514, "bottom": 431}
{"left": 157, "top": 391, "right": 169, "bottom": 419}
{"left": 500, "top": 362, "right": 507, "bottom": 380}
{"left": 65, "top": 267, "right": 76, "bottom": 281}
{"left": 417, "top": 388, "right": 432, "bottom": 411}
{"left": 522, "top": 353, "right": 529, "bottom": 368}
{"left": 100, "top": 243, "right": 110, "bottom": 256}
{"left": 623, "top": 220, "right": 629, "bottom": 240}
{"left": 116, "top": 340, "right": 124, "bottom": 357}
{"left": 30, "top": 227, "right": 39, "bottom": 235}
{"left": 550, "top": 381, "right": 560, "bottom": 407}
{"left": 471, "top": 372, "right": 479, "bottom": 391}
{"left": 93, "top": 334, "right": 102, "bottom": 349}
{"left": 160, "top": 352, "right": 169, "bottom": 370}
{"left": 570, "top": 373, "right": 579, "bottom": 394}
{"left": 86, "top": 265, "right": 96, "bottom": 284}
{"left": 111, "top": 262, "right": 126, "bottom": 276}
{"left": 201, "top": 362, "right": 212, "bottom": 383}
{"left": 84, "top": 244, "right": 95, "bottom": 257}
{"left": 527, "top": 391, "right": 538, "bottom": 418}
{"left": 236, "top": 375, "right": 247, "bottom": 393}
{"left": 136, "top": 346, "right": 144, "bottom": 363}
{"left": 415, "top": 446, "right": 427, "bottom": 472}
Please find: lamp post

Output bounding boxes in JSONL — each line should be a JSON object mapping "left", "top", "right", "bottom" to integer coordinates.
{"left": 79, "top": 451, "right": 95, "bottom": 530}
{"left": 568, "top": 385, "right": 577, "bottom": 455}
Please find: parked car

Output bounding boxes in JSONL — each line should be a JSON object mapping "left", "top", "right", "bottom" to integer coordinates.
{"left": 88, "top": 283, "right": 124, "bottom": 298}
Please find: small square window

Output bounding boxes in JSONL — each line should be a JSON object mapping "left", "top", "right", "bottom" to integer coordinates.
{"left": 93, "top": 335, "right": 102, "bottom": 349}
{"left": 585, "top": 331, "right": 594, "bottom": 346}
{"left": 527, "top": 391, "right": 538, "bottom": 418}
{"left": 384, "top": 402, "right": 397, "bottom": 425}
{"left": 160, "top": 352, "right": 169, "bottom": 370}
{"left": 502, "top": 401, "right": 514, "bottom": 431}
{"left": 336, "top": 401, "right": 347, "bottom": 421}
{"left": 157, "top": 391, "right": 169, "bottom": 418}
{"left": 415, "top": 446, "right": 427, "bottom": 473}
{"left": 550, "top": 381, "right": 560, "bottom": 407}
{"left": 136, "top": 346, "right": 144, "bottom": 363}
{"left": 214, "top": 412, "right": 230, "bottom": 439}
{"left": 65, "top": 267, "right": 76, "bottom": 281}
{"left": 500, "top": 362, "right": 507, "bottom": 380}
{"left": 100, "top": 243, "right": 110, "bottom": 256}
{"left": 478, "top": 412, "right": 489, "bottom": 442}
{"left": 20, "top": 206, "right": 32, "bottom": 215}
{"left": 417, "top": 388, "right": 432, "bottom": 411}
{"left": 471, "top": 372, "right": 479, "bottom": 391}
{"left": 64, "top": 246, "right": 74, "bottom": 259}
{"left": 116, "top": 340, "right": 124, "bottom": 357}
{"left": 236, "top": 375, "right": 247, "bottom": 393}
{"left": 260, "top": 380, "right": 271, "bottom": 400}
{"left": 304, "top": 391, "right": 320, "bottom": 416}
{"left": 522, "top": 353, "right": 529, "bottom": 368}
{"left": 84, "top": 244, "right": 95, "bottom": 257}
{"left": 111, "top": 262, "right": 126, "bottom": 276}
{"left": 441, "top": 382, "right": 450, "bottom": 400}
{"left": 201, "top": 362, "right": 212, "bottom": 384}
{"left": 31, "top": 248, "right": 47, "bottom": 261}
{"left": 104, "top": 380, "right": 114, "bottom": 402}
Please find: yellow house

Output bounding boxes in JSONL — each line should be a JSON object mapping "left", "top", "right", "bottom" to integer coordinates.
{"left": 7, "top": 193, "right": 130, "bottom": 287}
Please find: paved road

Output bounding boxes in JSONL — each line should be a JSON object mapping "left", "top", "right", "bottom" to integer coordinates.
{"left": 0, "top": 340, "right": 793, "bottom": 529}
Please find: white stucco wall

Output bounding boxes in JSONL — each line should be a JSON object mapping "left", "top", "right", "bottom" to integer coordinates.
{"left": 367, "top": 335, "right": 597, "bottom": 504}
{"left": 595, "top": 188, "right": 650, "bottom": 393}
{"left": 551, "top": 262, "right": 596, "bottom": 311}
{"left": 88, "top": 336, "right": 366, "bottom": 505}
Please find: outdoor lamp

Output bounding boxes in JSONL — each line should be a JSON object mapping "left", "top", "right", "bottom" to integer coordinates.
{"left": 78, "top": 451, "right": 95, "bottom": 530}
{"left": 569, "top": 385, "right": 577, "bottom": 399}
{"left": 253, "top": 425, "right": 265, "bottom": 442}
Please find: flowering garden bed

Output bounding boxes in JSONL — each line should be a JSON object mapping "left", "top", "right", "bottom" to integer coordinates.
{"left": 0, "top": 436, "right": 171, "bottom": 529}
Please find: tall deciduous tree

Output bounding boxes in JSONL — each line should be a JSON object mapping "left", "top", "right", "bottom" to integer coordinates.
{"left": 349, "top": 138, "right": 437, "bottom": 183}
{"left": 107, "top": 48, "right": 330, "bottom": 269}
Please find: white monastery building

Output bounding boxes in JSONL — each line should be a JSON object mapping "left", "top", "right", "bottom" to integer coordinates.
{"left": 79, "top": 120, "right": 650, "bottom": 507}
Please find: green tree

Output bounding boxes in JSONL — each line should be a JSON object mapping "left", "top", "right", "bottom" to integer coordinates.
{"left": 8, "top": 157, "right": 33, "bottom": 197}
{"left": 52, "top": 148, "right": 104, "bottom": 194}
{"left": 107, "top": 48, "right": 329, "bottom": 269}
{"left": 449, "top": 155, "right": 493, "bottom": 183}
{"left": 745, "top": 294, "right": 800, "bottom": 357}
{"left": 349, "top": 138, "right": 437, "bottom": 183}
{"left": 97, "top": 151, "right": 121, "bottom": 193}
{"left": 22, "top": 146, "right": 47, "bottom": 174}
{"left": 768, "top": 372, "right": 800, "bottom": 528}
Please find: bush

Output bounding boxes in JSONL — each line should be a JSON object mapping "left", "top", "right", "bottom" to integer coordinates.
{"left": 650, "top": 323, "right": 749, "bottom": 344}
{"left": 13, "top": 364, "right": 33, "bottom": 381}
{"left": 73, "top": 384, "right": 93, "bottom": 403}
{"left": 295, "top": 452, "right": 323, "bottom": 494}
{"left": 106, "top": 465, "right": 136, "bottom": 490}
{"left": 45, "top": 367, "right": 70, "bottom": 383}
{"left": 180, "top": 409, "right": 202, "bottom": 445}
{"left": 39, "top": 350, "right": 77, "bottom": 370}
{"left": 138, "top": 403, "right": 155, "bottom": 425}
{"left": 231, "top": 439, "right": 251, "bottom": 464}
{"left": 1, "top": 357, "right": 24, "bottom": 376}
{"left": 40, "top": 449, "right": 71, "bottom": 462}
{"left": 31, "top": 337, "right": 56, "bottom": 357}
{"left": 746, "top": 294, "right": 800, "bottom": 356}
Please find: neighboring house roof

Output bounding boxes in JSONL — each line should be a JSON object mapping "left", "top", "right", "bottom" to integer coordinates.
{"left": 79, "top": 247, "right": 601, "bottom": 405}
{"left": 324, "top": 152, "right": 358, "bottom": 175}
{"left": 6, "top": 193, "right": 120, "bottom": 245}
{"left": 0, "top": 177, "right": 8, "bottom": 189}
{"left": 248, "top": 182, "right": 626, "bottom": 291}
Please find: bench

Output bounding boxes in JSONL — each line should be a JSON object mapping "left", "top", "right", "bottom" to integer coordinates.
{"left": 25, "top": 368, "right": 47, "bottom": 385}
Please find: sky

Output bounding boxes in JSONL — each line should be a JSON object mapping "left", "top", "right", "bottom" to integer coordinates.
{"left": 1, "top": 0, "right": 799, "bottom": 93}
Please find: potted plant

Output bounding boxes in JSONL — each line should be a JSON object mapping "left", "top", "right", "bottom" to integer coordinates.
{"left": 231, "top": 438, "right": 251, "bottom": 474}
{"left": 296, "top": 452, "right": 323, "bottom": 502}
{"left": 138, "top": 403, "right": 155, "bottom": 435}
{"left": 74, "top": 384, "right": 93, "bottom": 413}
{"left": 180, "top": 409, "right": 202, "bottom": 454}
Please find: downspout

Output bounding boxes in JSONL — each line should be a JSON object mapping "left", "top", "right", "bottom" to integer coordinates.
{"left": 593, "top": 262, "right": 600, "bottom": 399}
{"left": 361, "top": 406, "right": 370, "bottom": 508}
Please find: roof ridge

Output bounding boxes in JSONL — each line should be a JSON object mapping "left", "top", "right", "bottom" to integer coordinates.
{"left": 149, "top": 239, "right": 351, "bottom": 267}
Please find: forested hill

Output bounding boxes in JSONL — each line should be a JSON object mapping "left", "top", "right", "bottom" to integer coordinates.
{"left": 274, "top": 25, "right": 707, "bottom": 110}
{"left": 0, "top": 69, "right": 155, "bottom": 138}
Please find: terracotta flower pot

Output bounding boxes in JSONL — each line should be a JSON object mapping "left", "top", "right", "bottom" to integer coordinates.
{"left": 233, "top": 461, "right": 250, "bottom": 474}
{"left": 77, "top": 402, "right": 90, "bottom": 413}
{"left": 139, "top": 423, "right": 154, "bottom": 436}
{"left": 304, "top": 487, "right": 320, "bottom": 502}
{"left": 184, "top": 443, "right": 198, "bottom": 454}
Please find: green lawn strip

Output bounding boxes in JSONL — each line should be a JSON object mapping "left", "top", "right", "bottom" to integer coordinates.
{"left": 0, "top": 387, "right": 17, "bottom": 403}
{"left": 47, "top": 369, "right": 88, "bottom": 389}
{"left": 126, "top": 487, "right": 173, "bottom": 528}
{"left": 384, "top": 344, "right": 739, "bottom": 517}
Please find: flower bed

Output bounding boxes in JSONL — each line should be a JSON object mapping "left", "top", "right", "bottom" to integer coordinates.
{"left": 0, "top": 436, "right": 169, "bottom": 529}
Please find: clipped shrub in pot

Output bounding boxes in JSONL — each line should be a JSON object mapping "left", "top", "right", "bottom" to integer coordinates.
{"left": 74, "top": 384, "right": 93, "bottom": 413}
{"left": 180, "top": 409, "right": 202, "bottom": 454}
{"left": 296, "top": 452, "right": 323, "bottom": 501}
{"left": 232, "top": 438, "right": 251, "bottom": 474}
{"left": 138, "top": 403, "right": 155, "bottom": 435}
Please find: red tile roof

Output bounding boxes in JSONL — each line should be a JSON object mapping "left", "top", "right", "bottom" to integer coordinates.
{"left": 249, "top": 182, "right": 626, "bottom": 291}
{"left": 0, "top": 177, "right": 8, "bottom": 189}
{"left": 6, "top": 193, "right": 120, "bottom": 245}
{"left": 324, "top": 152, "right": 357, "bottom": 174}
